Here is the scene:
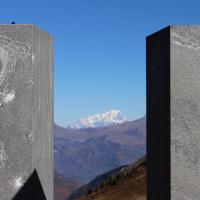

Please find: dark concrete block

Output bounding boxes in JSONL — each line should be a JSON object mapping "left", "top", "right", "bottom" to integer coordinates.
{"left": 147, "top": 26, "right": 200, "bottom": 200}
{"left": 0, "top": 25, "right": 53, "bottom": 200}
{"left": 147, "top": 26, "right": 170, "bottom": 200}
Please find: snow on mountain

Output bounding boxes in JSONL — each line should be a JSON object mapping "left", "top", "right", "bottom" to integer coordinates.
{"left": 68, "top": 109, "right": 133, "bottom": 129}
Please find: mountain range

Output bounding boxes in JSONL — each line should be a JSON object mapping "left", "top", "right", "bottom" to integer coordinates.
{"left": 54, "top": 111, "right": 146, "bottom": 199}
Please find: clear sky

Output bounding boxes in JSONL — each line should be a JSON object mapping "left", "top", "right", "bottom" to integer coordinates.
{"left": 1, "top": 0, "right": 200, "bottom": 126}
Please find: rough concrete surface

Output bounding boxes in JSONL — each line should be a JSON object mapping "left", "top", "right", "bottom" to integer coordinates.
{"left": 171, "top": 26, "right": 200, "bottom": 200}
{"left": 0, "top": 25, "right": 53, "bottom": 200}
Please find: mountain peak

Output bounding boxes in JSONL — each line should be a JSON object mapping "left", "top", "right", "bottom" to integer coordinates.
{"left": 68, "top": 110, "right": 133, "bottom": 129}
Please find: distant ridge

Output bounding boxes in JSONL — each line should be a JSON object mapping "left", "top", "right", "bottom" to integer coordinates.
{"left": 54, "top": 116, "right": 146, "bottom": 183}
{"left": 54, "top": 171, "right": 82, "bottom": 200}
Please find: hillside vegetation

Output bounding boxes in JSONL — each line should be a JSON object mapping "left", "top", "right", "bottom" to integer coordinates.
{"left": 68, "top": 156, "right": 146, "bottom": 200}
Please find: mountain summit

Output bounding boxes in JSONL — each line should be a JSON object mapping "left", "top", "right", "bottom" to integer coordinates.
{"left": 68, "top": 110, "right": 133, "bottom": 129}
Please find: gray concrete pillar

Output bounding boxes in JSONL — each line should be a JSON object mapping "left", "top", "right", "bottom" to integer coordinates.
{"left": 0, "top": 25, "right": 53, "bottom": 200}
{"left": 147, "top": 26, "right": 200, "bottom": 200}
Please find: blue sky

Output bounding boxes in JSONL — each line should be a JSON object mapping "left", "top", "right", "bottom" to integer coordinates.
{"left": 1, "top": 0, "right": 200, "bottom": 126}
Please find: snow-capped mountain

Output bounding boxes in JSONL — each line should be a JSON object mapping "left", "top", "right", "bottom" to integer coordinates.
{"left": 68, "top": 109, "right": 133, "bottom": 129}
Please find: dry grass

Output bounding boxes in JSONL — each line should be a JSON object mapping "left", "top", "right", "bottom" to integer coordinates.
{"left": 78, "top": 164, "right": 146, "bottom": 200}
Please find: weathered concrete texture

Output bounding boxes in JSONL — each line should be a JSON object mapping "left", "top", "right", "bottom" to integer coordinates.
{"left": 171, "top": 26, "right": 200, "bottom": 200}
{"left": 147, "top": 25, "right": 200, "bottom": 200}
{"left": 0, "top": 25, "right": 53, "bottom": 200}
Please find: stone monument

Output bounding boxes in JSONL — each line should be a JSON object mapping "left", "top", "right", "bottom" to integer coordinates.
{"left": 147, "top": 26, "right": 200, "bottom": 200}
{"left": 0, "top": 25, "right": 53, "bottom": 200}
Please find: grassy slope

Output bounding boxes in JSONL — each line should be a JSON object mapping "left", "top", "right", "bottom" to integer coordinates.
{"left": 77, "top": 159, "right": 146, "bottom": 200}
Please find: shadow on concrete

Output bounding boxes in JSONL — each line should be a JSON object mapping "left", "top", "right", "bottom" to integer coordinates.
{"left": 12, "top": 169, "right": 46, "bottom": 200}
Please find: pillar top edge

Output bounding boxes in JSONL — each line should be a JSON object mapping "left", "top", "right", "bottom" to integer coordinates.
{"left": 0, "top": 24, "right": 53, "bottom": 38}
{"left": 147, "top": 25, "right": 200, "bottom": 39}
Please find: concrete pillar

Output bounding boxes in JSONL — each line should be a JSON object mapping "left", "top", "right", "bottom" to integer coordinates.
{"left": 0, "top": 25, "right": 53, "bottom": 200}
{"left": 147, "top": 26, "right": 200, "bottom": 200}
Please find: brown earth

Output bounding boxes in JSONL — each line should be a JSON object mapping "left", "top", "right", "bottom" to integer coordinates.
{"left": 76, "top": 158, "right": 146, "bottom": 200}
